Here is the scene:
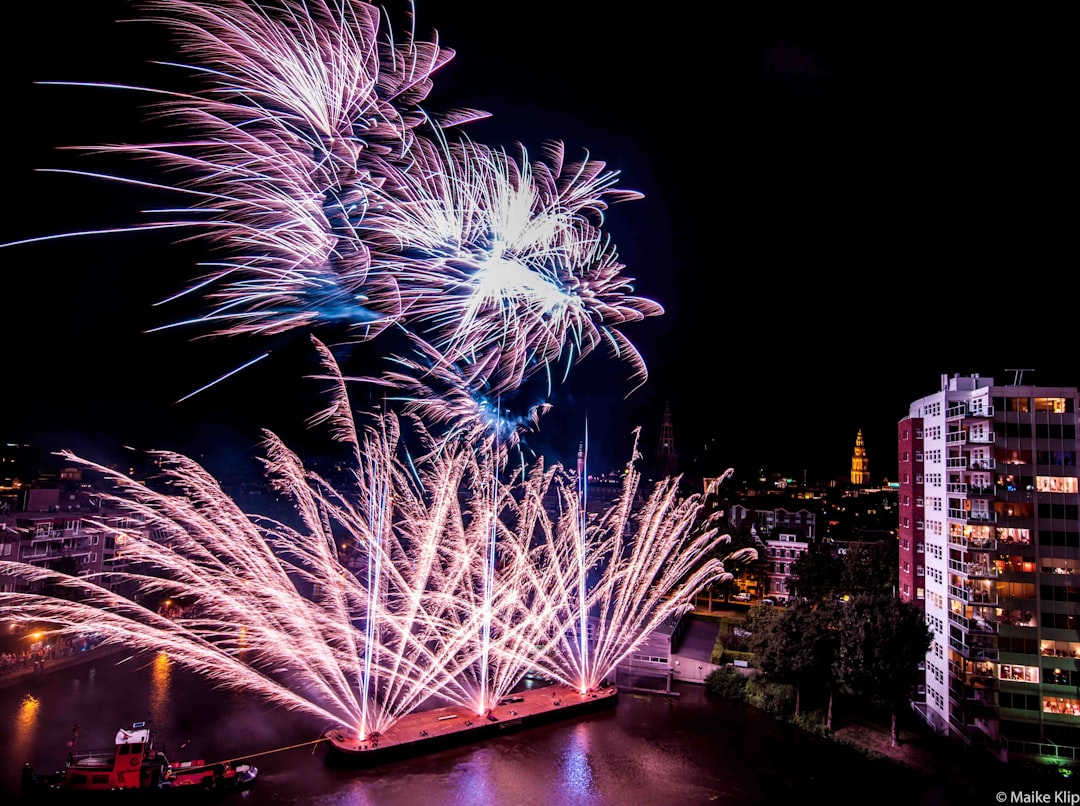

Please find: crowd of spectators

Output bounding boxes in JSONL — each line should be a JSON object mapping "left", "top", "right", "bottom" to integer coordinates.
{"left": 0, "top": 632, "right": 105, "bottom": 679}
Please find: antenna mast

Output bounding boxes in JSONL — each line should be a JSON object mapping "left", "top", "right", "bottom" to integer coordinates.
{"left": 1005, "top": 368, "right": 1035, "bottom": 385}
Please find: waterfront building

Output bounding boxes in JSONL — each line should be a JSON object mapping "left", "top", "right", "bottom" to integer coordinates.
{"left": 898, "top": 372, "right": 1080, "bottom": 765}
{"left": 0, "top": 466, "right": 146, "bottom": 595}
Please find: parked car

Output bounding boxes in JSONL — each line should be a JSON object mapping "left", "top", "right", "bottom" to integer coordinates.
{"left": 731, "top": 593, "right": 751, "bottom": 602}
{"left": 760, "top": 598, "right": 776, "bottom": 606}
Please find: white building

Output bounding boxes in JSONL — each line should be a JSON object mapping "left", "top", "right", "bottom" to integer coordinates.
{"left": 898, "top": 373, "right": 1080, "bottom": 766}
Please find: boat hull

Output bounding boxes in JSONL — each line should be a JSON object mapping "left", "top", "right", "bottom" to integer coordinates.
{"left": 325, "top": 683, "right": 618, "bottom": 767}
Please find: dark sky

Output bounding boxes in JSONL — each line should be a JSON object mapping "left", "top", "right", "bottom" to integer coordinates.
{"left": 2, "top": 1, "right": 1072, "bottom": 485}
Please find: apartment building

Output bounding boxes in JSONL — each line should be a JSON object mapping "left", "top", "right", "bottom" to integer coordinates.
{"left": 898, "top": 373, "right": 1080, "bottom": 766}
{"left": 727, "top": 502, "right": 816, "bottom": 603}
{"left": 762, "top": 531, "right": 808, "bottom": 603}
{"left": 0, "top": 485, "right": 140, "bottom": 594}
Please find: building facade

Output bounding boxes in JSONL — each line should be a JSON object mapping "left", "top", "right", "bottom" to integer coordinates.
{"left": 0, "top": 483, "right": 142, "bottom": 595}
{"left": 899, "top": 373, "right": 1080, "bottom": 765}
{"left": 728, "top": 502, "right": 816, "bottom": 603}
{"left": 763, "top": 531, "right": 808, "bottom": 603}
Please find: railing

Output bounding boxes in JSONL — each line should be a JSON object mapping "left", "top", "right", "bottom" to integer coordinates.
{"left": 968, "top": 458, "right": 996, "bottom": 471}
{"left": 946, "top": 457, "right": 968, "bottom": 469}
{"left": 968, "top": 432, "right": 996, "bottom": 444}
{"left": 948, "top": 636, "right": 999, "bottom": 660}
{"left": 1003, "top": 738, "right": 1080, "bottom": 763}
{"left": 21, "top": 549, "right": 64, "bottom": 561}
{"left": 947, "top": 609, "right": 998, "bottom": 634}
{"left": 946, "top": 509, "right": 996, "bottom": 522}
{"left": 947, "top": 482, "right": 968, "bottom": 494}
{"left": 949, "top": 584, "right": 998, "bottom": 605}
{"left": 946, "top": 432, "right": 967, "bottom": 444}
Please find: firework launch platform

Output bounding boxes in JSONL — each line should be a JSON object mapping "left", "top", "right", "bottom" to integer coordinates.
{"left": 324, "top": 683, "right": 618, "bottom": 766}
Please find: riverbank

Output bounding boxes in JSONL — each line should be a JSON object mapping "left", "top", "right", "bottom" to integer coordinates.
{"left": 0, "top": 642, "right": 126, "bottom": 690}
{"left": 683, "top": 608, "right": 1001, "bottom": 782}
{"left": 0, "top": 618, "right": 1023, "bottom": 789}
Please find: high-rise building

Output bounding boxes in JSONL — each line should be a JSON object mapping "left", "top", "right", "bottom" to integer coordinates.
{"left": 850, "top": 429, "right": 870, "bottom": 486}
{"left": 898, "top": 372, "right": 1080, "bottom": 765}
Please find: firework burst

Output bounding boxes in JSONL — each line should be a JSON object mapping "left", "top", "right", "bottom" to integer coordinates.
{"left": 0, "top": 345, "right": 747, "bottom": 739}
{"left": 5, "top": 0, "right": 662, "bottom": 439}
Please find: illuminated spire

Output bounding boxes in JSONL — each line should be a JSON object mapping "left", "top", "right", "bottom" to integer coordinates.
{"left": 655, "top": 402, "right": 676, "bottom": 477}
{"left": 850, "top": 428, "right": 870, "bottom": 486}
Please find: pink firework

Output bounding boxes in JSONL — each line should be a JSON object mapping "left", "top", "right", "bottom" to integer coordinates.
{"left": 4, "top": 0, "right": 662, "bottom": 421}
{"left": 0, "top": 345, "right": 749, "bottom": 739}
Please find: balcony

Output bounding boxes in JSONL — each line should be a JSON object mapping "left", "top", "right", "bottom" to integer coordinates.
{"left": 948, "top": 635, "right": 999, "bottom": 661}
{"left": 946, "top": 456, "right": 968, "bottom": 470}
{"left": 946, "top": 403, "right": 996, "bottom": 420}
{"left": 965, "top": 562, "right": 999, "bottom": 579}
{"left": 948, "top": 609, "right": 998, "bottom": 634}
{"left": 946, "top": 432, "right": 967, "bottom": 445}
{"left": 947, "top": 482, "right": 968, "bottom": 495}
{"left": 967, "top": 535, "right": 998, "bottom": 551}
{"left": 967, "top": 458, "right": 996, "bottom": 471}
{"left": 949, "top": 508, "right": 997, "bottom": 523}
{"left": 950, "top": 584, "right": 998, "bottom": 605}
{"left": 21, "top": 549, "right": 64, "bottom": 562}
{"left": 968, "top": 432, "right": 996, "bottom": 444}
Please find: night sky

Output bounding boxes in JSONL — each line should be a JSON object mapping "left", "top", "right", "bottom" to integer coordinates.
{"left": 2, "top": 1, "right": 1071, "bottom": 485}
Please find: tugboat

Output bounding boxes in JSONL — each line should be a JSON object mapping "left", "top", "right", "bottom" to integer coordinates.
{"left": 22, "top": 721, "right": 257, "bottom": 797}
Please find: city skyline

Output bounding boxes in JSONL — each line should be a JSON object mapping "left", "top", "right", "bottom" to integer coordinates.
{"left": 1, "top": 1, "right": 1070, "bottom": 483}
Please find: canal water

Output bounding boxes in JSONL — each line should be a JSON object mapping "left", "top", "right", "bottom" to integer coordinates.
{"left": 0, "top": 649, "right": 1025, "bottom": 804}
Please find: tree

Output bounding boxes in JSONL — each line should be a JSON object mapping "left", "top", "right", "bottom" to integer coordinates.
{"left": 709, "top": 518, "right": 766, "bottom": 596}
{"left": 788, "top": 538, "right": 843, "bottom": 602}
{"left": 841, "top": 540, "right": 898, "bottom": 596}
{"left": 748, "top": 598, "right": 841, "bottom": 718}
{"left": 833, "top": 593, "right": 933, "bottom": 746}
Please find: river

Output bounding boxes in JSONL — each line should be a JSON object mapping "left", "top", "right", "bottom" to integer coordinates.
{"left": 0, "top": 648, "right": 1026, "bottom": 805}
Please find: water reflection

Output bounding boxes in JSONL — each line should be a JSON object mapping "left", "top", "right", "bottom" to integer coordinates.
{"left": 558, "top": 723, "right": 595, "bottom": 799}
{"left": 149, "top": 653, "right": 173, "bottom": 728}
{"left": 10, "top": 695, "right": 41, "bottom": 769}
{"left": 0, "top": 653, "right": 992, "bottom": 805}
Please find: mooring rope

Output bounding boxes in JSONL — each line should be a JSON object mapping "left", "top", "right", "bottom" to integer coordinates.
{"left": 198, "top": 736, "right": 329, "bottom": 768}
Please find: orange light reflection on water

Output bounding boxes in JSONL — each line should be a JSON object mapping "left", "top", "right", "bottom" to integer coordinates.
{"left": 149, "top": 652, "right": 173, "bottom": 726}
{"left": 11, "top": 694, "right": 41, "bottom": 766}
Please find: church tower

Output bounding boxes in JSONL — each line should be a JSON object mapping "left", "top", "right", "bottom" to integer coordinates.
{"left": 655, "top": 403, "right": 677, "bottom": 478}
{"left": 850, "top": 428, "right": 870, "bottom": 486}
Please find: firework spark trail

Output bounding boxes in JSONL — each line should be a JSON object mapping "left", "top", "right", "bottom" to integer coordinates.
{"left": 376, "top": 137, "right": 660, "bottom": 400}
{"left": 0, "top": 0, "right": 740, "bottom": 741}
{"left": 0, "top": 451, "right": 370, "bottom": 728}
{"left": 0, "top": 349, "right": 753, "bottom": 737}
{"left": 3, "top": 0, "right": 662, "bottom": 434}
{"left": 530, "top": 433, "right": 743, "bottom": 691}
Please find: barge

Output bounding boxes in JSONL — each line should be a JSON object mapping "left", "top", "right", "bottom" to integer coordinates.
{"left": 325, "top": 683, "right": 618, "bottom": 766}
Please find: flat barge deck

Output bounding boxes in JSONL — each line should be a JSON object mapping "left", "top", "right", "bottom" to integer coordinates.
{"left": 324, "top": 683, "right": 618, "bottom": 766}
